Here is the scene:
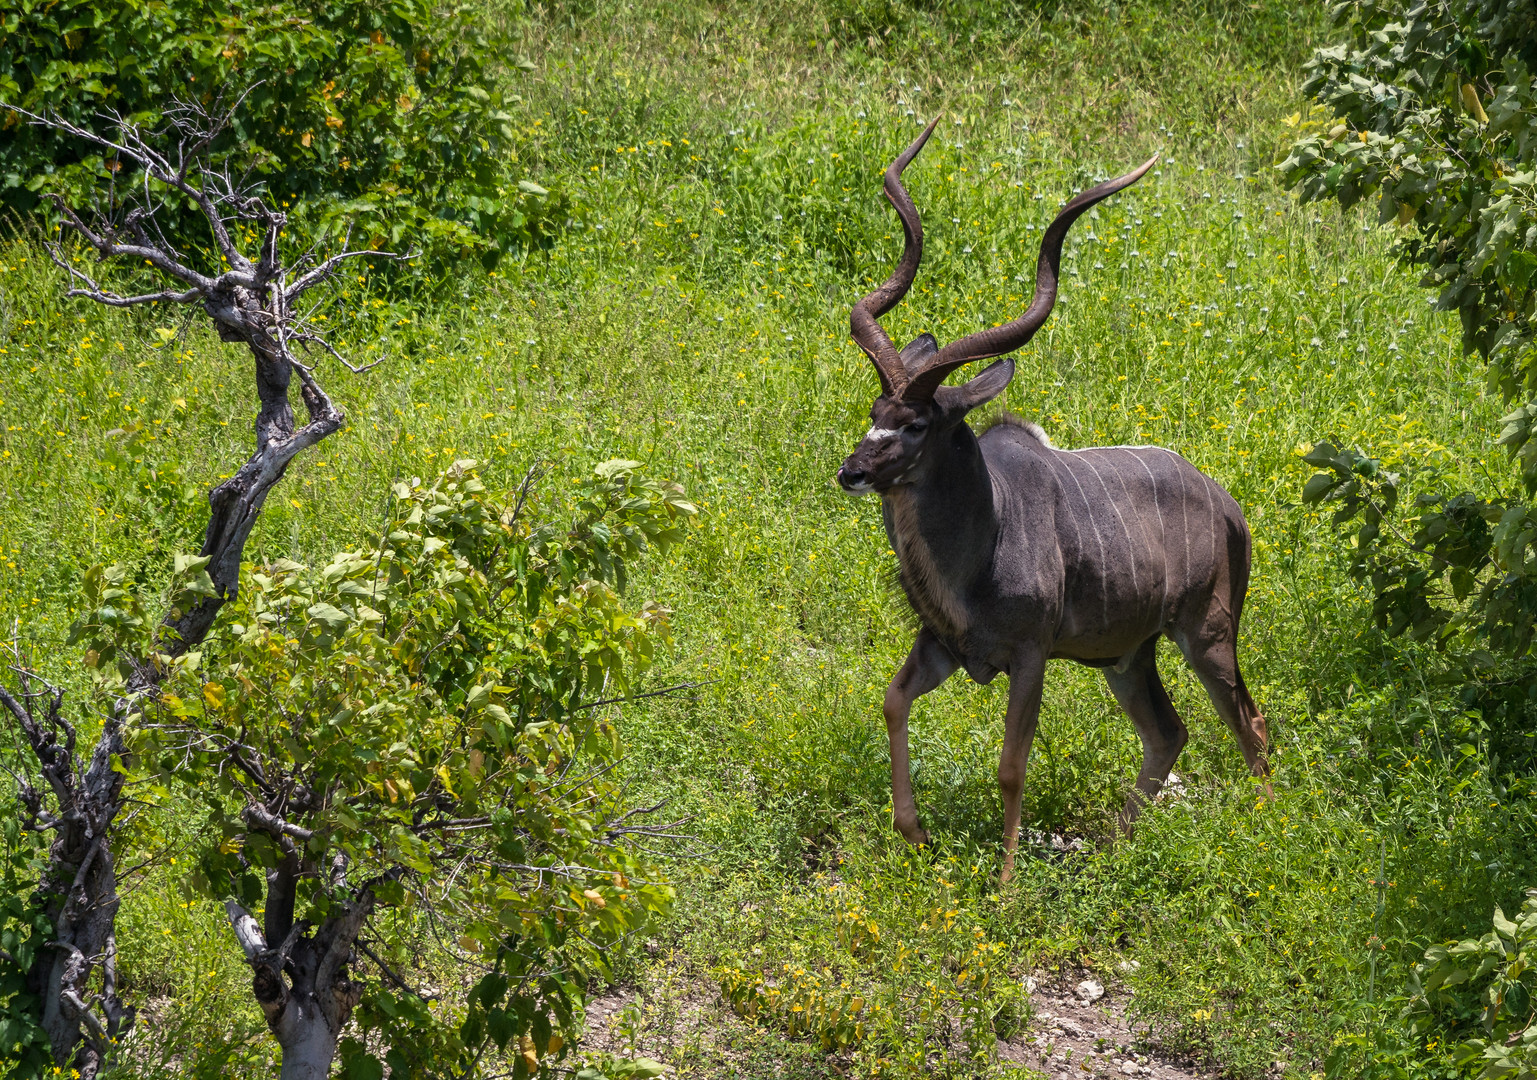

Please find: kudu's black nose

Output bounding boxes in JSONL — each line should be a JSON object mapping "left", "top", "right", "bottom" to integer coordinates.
{"left": 839, "top": 466, "right": 868, "bottom": 488}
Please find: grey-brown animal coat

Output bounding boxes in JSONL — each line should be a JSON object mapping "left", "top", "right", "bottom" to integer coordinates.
{"left": 837, "top": 120, "right": 1269, "bottom": 876}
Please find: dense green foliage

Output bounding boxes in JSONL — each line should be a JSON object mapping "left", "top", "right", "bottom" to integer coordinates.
{"left": 1410, "top": 891, "right": 1537, "bottom": 1078}
{"left": 1282, "top": 0, "right": 1537, "bottom": 776}
{"left": 130, "top": 460, "right": 685, "bottom": 1074}
{"left": 0, "top": 0, "right": 563, "bottom": 266}
{"left": 6, "top": 460, "right": 691, "bottom": 1076}
{"left": 1, "top": 0, "right": 1535, "bottom": 1076}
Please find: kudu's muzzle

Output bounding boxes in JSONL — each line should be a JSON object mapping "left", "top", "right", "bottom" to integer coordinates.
{"left": 836, "top": 459, "right": 874, "bottom": 495}
{"left": 836, "top": 427, "right": 906, "bottom": 495}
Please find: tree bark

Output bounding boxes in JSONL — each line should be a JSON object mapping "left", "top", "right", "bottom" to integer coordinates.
{"left": 226, "top": 861, "right": 376, "bottom": 1080}
{"left": 163, "top": 289, "right": 342, "bottom": 653}
{"left": 5, "top": 328, "right": 343, "bottom": 1073}
{"left": 3, "top": 103, "right": 395, "bottom": 1074}
{"left": 0, "top": 683, "right": 131, "bottom": 1080}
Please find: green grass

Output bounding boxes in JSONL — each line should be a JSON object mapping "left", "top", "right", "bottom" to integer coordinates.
{"left": 3, "top": 1, "right": 1534, "bottom": 1076}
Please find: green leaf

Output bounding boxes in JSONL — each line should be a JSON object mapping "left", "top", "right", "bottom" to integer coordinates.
{"left": 594, "top": 459, "right": 644, "bottom": 479}
{"left": 1500, "top": 250, "right": 1537, "bottom": 293}
{"left": 340, "top": 1048, "right": 385, "bottom": 1080}
{"left": 173, "top": 552, "right": 212, "bottom": 574}
{"left": 307, "top": 602, "right": 351, "bottom": 631}
{"left": 1302, "top": 473, "right": 1338, "bottom": 503}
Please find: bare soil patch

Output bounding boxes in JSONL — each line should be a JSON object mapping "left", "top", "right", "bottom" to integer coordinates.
{"left": 577, "top": 966, "right": 1225, "bottom": 1078}
{"left": 1000, "top": 972, "right": 1217, "bottom": 1079}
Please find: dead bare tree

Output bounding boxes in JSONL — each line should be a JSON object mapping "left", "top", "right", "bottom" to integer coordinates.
{"left": 0, "top": 95, "right": 406, "bottom": 1076}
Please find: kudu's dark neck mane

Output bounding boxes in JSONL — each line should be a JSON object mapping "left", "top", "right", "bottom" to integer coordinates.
{"left": 882, "top": 421, "right": 997, "bottom": 643}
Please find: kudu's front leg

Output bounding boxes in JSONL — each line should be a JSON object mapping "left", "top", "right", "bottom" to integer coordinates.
{"left": 999, "top": 646, "right": 1047, "bottom": 883}
{"left": 883, "top": 629, "right": 958, "bottom": 847}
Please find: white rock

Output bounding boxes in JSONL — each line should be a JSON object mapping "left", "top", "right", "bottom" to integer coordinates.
{"left": 1121, "top": 1063, "right": 1141, "bottom": 1076}
{"left": 1117, "top": 960, "right": 1141, "bottom": 975}
{"left": 1075, "top": 978, "right": 1104, "bottom": 1003}
{"left": 1023, "top": 975, "right": 1039, "bottom": 994}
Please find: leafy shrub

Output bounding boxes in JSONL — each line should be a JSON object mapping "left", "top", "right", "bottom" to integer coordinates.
{"left": 1284, "top": 0, "right": 1537, "bottom": 767}
{"left": 1329, "top": 890, "right": 1537, "bottom": 1080}
{"left": 0, "top": 0, "right": 563, "bottom": 268}
{"left": 0, "top": 818, "right": 49, "bottom": 1079}
{"left": 67, "top": 457, "right": 696, "bottom": 1075}
{"left": 1280, "top": 0, "right": 1537, "bottom": 373}
{"left": 1411, "top": 890, "right": 1537, "bottom": 1079}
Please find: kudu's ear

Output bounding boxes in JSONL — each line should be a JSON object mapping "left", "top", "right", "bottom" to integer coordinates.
{"left": 934, "top": 357, "right": 1015, "bottom": 415}
{"left": 899, "top": 333, "right": 938, "bottom": 377}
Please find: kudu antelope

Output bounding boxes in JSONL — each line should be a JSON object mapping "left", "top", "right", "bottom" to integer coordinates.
{"left": 837, "top": 120, "right": 1269, "bottom": 878}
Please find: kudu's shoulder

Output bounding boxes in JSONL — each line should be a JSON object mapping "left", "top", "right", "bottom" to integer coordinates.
{"left": 974, "top": 415, "right": 1059, "bottom": 480}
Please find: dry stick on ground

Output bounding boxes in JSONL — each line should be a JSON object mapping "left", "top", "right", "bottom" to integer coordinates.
{"left": 0, "top": 95, "right": 407, "bottom": 1078}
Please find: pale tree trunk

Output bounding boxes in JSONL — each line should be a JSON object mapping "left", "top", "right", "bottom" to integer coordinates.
{"left": 225, "top": 847, "right": 380, "bottom": 1079}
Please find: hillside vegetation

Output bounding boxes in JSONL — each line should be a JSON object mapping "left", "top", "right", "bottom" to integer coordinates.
{"left": 2, "top": 0, "right": 1532, "bottom": 1076}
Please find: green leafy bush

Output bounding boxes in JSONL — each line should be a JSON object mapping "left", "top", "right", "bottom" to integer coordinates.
{"left": 1331, "top": 890, "right": 1537, "bottom": 1080}
{"left": 66, "top": 458, "right": 696, "bottom": 1075}
{"left": 1285, "top": 1, "right": 1537, "bottom": 763}
{"left": 0, "top": 819, "right": 49, "bottom": 1079}
{"left": 1411, "top": 890, "right": 1537, "bottom": 1079}
{"left": 0, "top": 0, "right": 563, "bottom": 268}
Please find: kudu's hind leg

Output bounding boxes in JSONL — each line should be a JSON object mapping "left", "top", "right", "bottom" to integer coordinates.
{"left": 1182, "top": 629, "right": 1271, "bottom": 784}
{"left": 883, "top": 629, "right": 958, "bottom": 847}
{"left": 1182, "top": 520, "right": 1272, "bottom": 791}
{"left": 1104, "top": 635, "right": 1188, "bottom": 834}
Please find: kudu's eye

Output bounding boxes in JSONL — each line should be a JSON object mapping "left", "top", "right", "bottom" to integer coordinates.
{"left": 904, "top": 421, "right": 927, "bottom": 434}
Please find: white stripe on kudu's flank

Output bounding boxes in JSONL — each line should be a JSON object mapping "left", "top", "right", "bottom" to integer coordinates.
{"left": 1078, "top": 454, "right": 1139, "bottom": 600}
{"left": 865, "top": 427, "right": 901, "bottom": 442}
{"left": 1129, "top": 451, "right": 1169, "bottom": 619}
{"left": 1046, "top": 454, "right": 1110, "bottom": 628}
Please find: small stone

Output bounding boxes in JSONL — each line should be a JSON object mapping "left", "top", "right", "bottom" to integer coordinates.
{"left": 1076, "top": 978, "right": 1105, "bottom": 1003}
{"left": 1121, "top": 1063, "right": 1141, "bottom": 1076}
{"left": 1023, "top": 975, "right": 1039, "bottom": 994}
{"left": 1117, "top": 960, "right": 1141, "bottom": 976}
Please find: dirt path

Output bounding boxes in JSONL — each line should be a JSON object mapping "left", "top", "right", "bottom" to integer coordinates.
{"left": 579, "top": 969, "right": 1219, "bottom": 1078}
{"left": 999, "top": 975, "right": 1215, "bottom": 1080}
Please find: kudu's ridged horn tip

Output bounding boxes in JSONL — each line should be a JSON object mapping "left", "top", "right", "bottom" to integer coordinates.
{"left": 898, "top": 151, "right": 1159, "bottom": 402}
{"left": 850, "top": 114, "right": 945, "bottom": 397}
